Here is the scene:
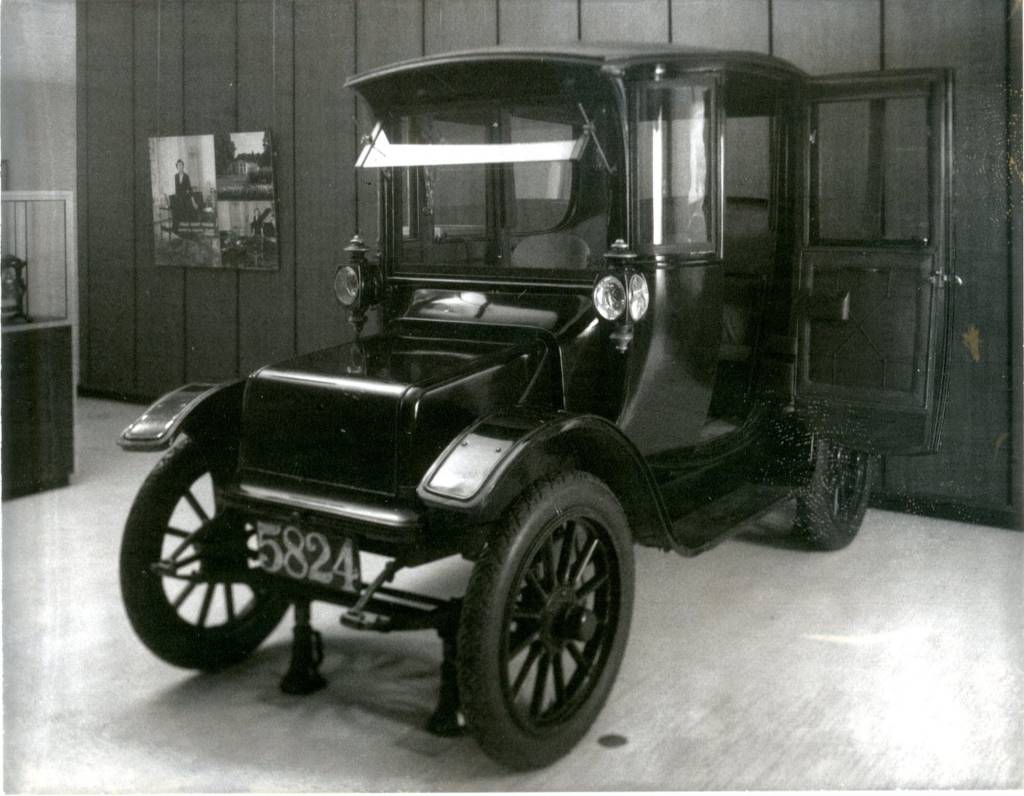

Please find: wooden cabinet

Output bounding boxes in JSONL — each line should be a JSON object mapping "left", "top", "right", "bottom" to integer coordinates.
{"left": 2, "top": 322, "right": 74, "bottom": 499}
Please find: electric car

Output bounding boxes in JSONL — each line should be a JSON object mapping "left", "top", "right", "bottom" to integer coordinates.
{"left": 118, "top": 43, "right": 956, "bottom": 769}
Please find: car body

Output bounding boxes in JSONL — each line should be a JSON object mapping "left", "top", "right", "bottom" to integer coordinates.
{"left": 118, "top": 43, "right": 956, "bottom": 769}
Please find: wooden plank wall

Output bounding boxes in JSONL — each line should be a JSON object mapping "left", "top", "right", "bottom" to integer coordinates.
{"left": 77, "top": 0, "right": 1019, "bottom": 518}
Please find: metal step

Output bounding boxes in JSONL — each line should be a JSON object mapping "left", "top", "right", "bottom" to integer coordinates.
{"left": 670, "top": 482, "right": 792, "bottom": 555}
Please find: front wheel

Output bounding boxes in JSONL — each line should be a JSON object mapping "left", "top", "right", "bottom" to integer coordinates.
{"left": 119, "top": 436, "right": 288, "bottom": 670}
{"left": 457, "top": 471, "right": 634, "bottom": 770}
{"left": 794, "top": 437, "right": 874, "bottom": 551}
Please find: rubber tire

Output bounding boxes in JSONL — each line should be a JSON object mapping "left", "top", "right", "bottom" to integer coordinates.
{"left": 794, "top": 437, "right": 874, "bottom": 551}
{"left": 457, "top": 471, "right": 635, "bottom": 770}
{"left": 119, "top": 435, "right": 288, "bottom": 671}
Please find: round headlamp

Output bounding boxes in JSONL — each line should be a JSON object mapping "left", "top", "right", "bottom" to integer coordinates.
{"left": 333, "top": 265, "right": 361, "bottom": 307}
{"left": 593, "top": 275, "right": 627, "bottom": 320}
{"left": 628, "top": 272, "right": 650, "bottom": 321}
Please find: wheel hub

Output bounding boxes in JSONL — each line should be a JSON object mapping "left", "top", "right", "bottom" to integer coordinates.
{"left": 541, "top": 586, "right": 597, "bottom": 647}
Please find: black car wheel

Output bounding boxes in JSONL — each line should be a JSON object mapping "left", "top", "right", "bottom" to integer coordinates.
{"left": 119, "top": 436, "right": 288, "bottom": 670}
{"left": 457, "top": 471, "right": 634, "bottom": 770}
{"left": 794, "top": 437, "right": 874, "bottom": 551}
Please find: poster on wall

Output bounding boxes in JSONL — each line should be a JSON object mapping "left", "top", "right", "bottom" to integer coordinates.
{"left": 148, "top": 134, "right": 221, "bottom": 267}
{"left": 214, "top": 131, "right": 278, "bottom": 270}
{"left": 148, "top": 131, "right": 278, "bottom": 270}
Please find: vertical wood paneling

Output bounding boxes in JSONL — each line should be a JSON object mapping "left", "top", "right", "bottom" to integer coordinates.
{"left": 134, "top": 0, "right": 187, "bottom": 395}
{"left": 1010, "top": 0, "right": 1023, "bottom": 517}
{"left": 773, "top": 0, "right": 880, "bottom": 73}
{"left": 293, "top": 0, "right": 356, "bottom": 354}
{"left": 580, "top": 0, "right": 669, "bottom": 42}
{"left": 881, "top": 0, "right": 1011, "bottom": 509}
{"left": 355, "top": 0, "right": 424, "bottom": 252}
{"left": 425, "top": 0, "right": 497, "bottom": 54}
{"left": 75, "top": 0, "right": 89, "bottom": 386}
{"left": 497, "top": 0, "right": 578, "bottom": 45}
{"left": 237, "top": 0, "right": 297, "bottom": 371}
{"left": 84, "top": 0, "right": 134, "bottom": 392}
{"left": 182, "top": 1, "right": 238, "bottom": 382}
{"left": 671, "top": 0, "right": 769, "bottom": 52}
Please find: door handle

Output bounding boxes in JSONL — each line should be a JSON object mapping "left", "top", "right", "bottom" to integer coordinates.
{"left": 927, "top": 271, "right": 964, "bottom": 286}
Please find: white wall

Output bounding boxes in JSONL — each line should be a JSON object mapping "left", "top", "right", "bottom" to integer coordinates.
{"left": 1, "top": 0, "right": 77, "bottom": 191}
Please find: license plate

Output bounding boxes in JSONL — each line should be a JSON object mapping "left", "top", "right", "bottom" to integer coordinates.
{"left": 255, "top": 520, "right": 361, "bottom": 591}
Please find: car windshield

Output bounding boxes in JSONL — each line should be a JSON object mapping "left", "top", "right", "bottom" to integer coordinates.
{"left": 357, "top": 98, "right": 613, "bottom": 278}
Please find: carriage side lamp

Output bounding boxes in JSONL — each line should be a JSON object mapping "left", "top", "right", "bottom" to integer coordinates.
{"left": 592, "top": 239, "right": 649, "bottom": 353}
{"left": 333, "top": 234, "right": 382, "bottom": 337}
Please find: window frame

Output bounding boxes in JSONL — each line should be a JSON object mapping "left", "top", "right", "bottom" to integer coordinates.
{"left": 376, "top": 95, "right": 617, "bottom": 283}
{"left": 805, "top": 80, "right": 940, "bottom": 250}
{"left": 629, "top": 71, "right": 723, "bottom": 262}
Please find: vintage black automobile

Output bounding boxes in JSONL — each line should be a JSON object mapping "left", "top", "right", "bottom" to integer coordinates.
{"left": 118, "top": 44, "right": 956, "bottom": 769}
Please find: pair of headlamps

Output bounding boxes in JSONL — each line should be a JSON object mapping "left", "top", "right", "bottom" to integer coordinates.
{"left": 592, "top": 239, "right": 649, "bottom": 352}
{"left": 593, "top": 271, "right": 649, "bottom": 323}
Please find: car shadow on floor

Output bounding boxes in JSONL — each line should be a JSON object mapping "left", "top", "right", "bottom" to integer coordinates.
{"left": 157, "top": 633, "right": 442, "bottom": 727}
{"left": 120, "top": 631, "right": 489, "bottom": 779}
{"left": 729, "top": 501, "right": 821, "bottom": 551}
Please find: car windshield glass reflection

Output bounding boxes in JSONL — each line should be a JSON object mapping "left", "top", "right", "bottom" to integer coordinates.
{"left": 357, "top": 99, "right": 613, "bottom": 278}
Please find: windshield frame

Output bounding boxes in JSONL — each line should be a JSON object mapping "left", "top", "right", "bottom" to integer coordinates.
{"left": 372, "top": 93, "right": 624, "bottom": 286}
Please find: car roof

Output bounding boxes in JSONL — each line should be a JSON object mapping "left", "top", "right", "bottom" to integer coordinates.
{"left": 346, "top": 42, "right": 806, "bottom": 89}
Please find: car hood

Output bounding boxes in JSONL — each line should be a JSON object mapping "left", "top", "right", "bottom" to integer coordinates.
{"left": 237, "top": 322, "right": 554, "bottom": 498}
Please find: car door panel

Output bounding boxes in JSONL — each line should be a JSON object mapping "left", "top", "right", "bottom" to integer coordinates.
{"left": 796, "top": 70, "right": 954, "bottom": 455}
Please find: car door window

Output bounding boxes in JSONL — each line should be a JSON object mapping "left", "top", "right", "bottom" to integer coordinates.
{"left": 811, "top": 95, "right": 931, "bottom": 244}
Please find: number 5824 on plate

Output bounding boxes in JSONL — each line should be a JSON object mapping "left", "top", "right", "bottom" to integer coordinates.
{"left": 255, "top": 520, "right": 361, "bottom": 591}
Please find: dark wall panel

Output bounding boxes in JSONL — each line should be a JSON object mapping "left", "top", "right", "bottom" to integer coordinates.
{"left": 1011, "top": 0, "right": 1023, "bottom": 516}
{"left": 182, "top": 2, "right": 238, "bottom": 382}
{"left": 671, "top": 0, "right": 768, "bottom": 52}
{"left": 580, "top": 0, "right": 668, "bottom": 42}
{"left": 498, "top": 0, "right": 577, "bottom": 45}
{"left": 75, "top": 1, "right": 89, "bottom": 385}
{"left": 881, "top": 0, "right": 1012, "bottom": 510}
{"left": 237, "top": 0, "right": 297, "bottom": 371}
{"left": 83, "top": 0, "right": 135, "bottom": 392}
{"left": 133, "top": 0, "right": 187, "bottom": 395}
{"left": 425, "top": 0, "right": 497, "bottom": 54}
{"left": 773, "top": 0, "right": 880, "bottom": 73}
{"left": 294, "top": 0, "right": 356, "bottom": 355}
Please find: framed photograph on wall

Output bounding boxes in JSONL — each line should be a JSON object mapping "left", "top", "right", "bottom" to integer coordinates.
{"left": 214, "top": 131, "right": 279, "bottom": 270}
{"left": 148, "top": 134, "right": 221, "bottom": 267}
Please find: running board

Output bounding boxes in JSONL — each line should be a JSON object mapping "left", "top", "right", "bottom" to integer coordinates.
{"left": 670, "top": 482, "right": 792, "bottom": 556}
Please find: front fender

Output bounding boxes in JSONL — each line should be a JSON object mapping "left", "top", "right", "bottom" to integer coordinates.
{"left": 417, "top": 409, "right": 675, "bottom": 550}
{"left": 118, "top": 381, "right": 245, "bottom": 452}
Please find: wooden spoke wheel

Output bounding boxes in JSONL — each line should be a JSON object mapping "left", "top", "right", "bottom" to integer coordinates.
{"left": 119, "top": 436, "right": 288, "bottom": 671}
{"left": 458, "top": 471, "right": 634, "bottom": 770}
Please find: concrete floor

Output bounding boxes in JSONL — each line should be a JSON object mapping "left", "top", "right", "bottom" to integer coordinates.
{"left": 3, "top": 398, "right": 1022, "bottom": 791}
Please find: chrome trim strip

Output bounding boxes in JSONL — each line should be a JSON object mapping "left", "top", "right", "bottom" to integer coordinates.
{"left": 255, "top": 368, "right": 408, "bottom": 397}
{"left": 237, "top": 484, "right": 420, "bottom": 529}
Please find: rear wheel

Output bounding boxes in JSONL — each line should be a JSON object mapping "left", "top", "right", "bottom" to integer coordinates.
{"left": 794, "top": 437, "right": 874, "bottom": 551}
{"left": 119, "top": 436, "right": 288, "bottom": 670}
{"left": 457, "top": 471, "right": 634, "bottom": 770}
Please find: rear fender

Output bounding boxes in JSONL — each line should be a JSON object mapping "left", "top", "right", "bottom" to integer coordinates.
{"left": 417, "top": 409, "right": 674, "bottom": 550}
{"left": 118, "top": 381, "right": 245, "bottom": 453}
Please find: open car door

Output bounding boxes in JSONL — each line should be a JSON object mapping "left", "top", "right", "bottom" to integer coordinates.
{"left": 796, "top": 69, "right": 956, "bottom": 454}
